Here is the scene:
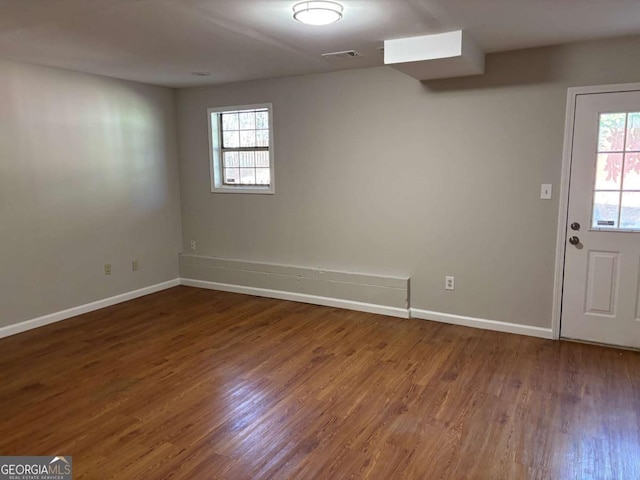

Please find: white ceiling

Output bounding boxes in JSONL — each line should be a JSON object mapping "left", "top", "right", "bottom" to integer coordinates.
{"left": 1, "top": 0, "right": 639, "bottom": 87}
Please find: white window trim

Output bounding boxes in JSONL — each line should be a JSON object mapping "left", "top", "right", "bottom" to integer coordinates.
{"left": 207, "top": 103, "right": 275, "bottom": 194}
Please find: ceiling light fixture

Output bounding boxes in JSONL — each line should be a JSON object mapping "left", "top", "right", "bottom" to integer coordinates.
{"left": 293, "top": 1, "right": 343, "bottom": 26}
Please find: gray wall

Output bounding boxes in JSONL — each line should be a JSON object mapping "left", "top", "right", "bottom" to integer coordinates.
{"left": 176, "top": 35, "right": 640, "bottom": 329}
{"left": 0, "top": 59, "right": 182, "bottom": 328}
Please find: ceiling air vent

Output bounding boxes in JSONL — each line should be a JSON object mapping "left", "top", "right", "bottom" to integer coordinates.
{"left": 321, "top": 50, "right": 361, "bottom": 60}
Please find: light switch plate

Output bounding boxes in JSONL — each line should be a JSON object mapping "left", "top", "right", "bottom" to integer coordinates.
{"left": 541, "top": 184, "right": 552, "bottom": 200}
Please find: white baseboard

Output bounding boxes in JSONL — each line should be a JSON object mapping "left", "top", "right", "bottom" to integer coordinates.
{"left": 180, "top": 278, "right": 411, "bottom": 319}
{"left": 0, "top": 278, "right": 553, "bottom": 341}
{"left": 0, "top": 279, "right": 180, "bottom": 340}
{"left": 410, "top": 308, "right": 554, "bottom": 339}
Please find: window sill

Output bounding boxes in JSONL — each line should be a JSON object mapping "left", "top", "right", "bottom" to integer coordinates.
{"left": 212, "top": 185, "right": 274, "bottom": 195}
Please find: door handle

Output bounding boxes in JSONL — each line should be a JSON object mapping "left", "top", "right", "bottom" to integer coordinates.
{"left": 569, "top": 236, "right": 580, "bottom": 245}
{"left": 571, "top": 222, "right": 580, "bottom": 231}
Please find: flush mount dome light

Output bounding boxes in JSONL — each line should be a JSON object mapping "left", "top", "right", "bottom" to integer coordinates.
{"left": 293, "top": 1, "right": 343, "bottom": 26}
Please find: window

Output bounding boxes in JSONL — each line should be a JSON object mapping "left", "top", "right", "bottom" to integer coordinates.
{"left": 592, "top": 112, "right": 640, "bottom": 230}
{"left": 208, "top": 103, "right": 274, "bottom": 194}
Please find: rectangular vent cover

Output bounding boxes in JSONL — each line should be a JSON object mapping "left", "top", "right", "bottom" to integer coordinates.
{"left": 321, "top": 50, "right": 361, "bottom": 60}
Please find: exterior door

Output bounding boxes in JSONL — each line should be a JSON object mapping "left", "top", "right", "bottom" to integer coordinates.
{"left": 561, "top": 90, "right": 640, "bottom": 349}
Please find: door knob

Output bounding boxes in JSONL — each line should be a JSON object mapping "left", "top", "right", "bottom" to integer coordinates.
{"left": 569, "top": 236, "right": 580, "bottom": 245}
{"left": 571, "top": 222, "right": 580, "bottom": 231}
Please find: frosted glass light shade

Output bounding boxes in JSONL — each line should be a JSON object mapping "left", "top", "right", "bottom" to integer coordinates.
{"left": 293, "top": 1, "right": 343, "bottom": 26}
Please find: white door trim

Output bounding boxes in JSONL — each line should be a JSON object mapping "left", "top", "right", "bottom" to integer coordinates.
{"left": 553, "top": 82, "right": 640, "bottom": 340}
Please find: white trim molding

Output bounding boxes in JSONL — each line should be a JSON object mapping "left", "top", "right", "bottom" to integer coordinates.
{"left": 410, "top": 308, "right": 554, "bottom": 339}
{"left": 180, "top": 278, "right": 411, "bottom": 319}
{"left": 554, "top": 81, "right": 640, "bottom": 340}
{"left": 0, "top": 279, "right": 180, "bottom": 340}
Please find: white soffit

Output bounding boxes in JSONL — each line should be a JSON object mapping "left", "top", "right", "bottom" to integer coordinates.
{"left": 384, "top": 30, "right": 485, "bottom": 81}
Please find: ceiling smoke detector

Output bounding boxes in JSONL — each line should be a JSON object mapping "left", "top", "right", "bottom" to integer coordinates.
{"left": 293, "top": 1, "right": 343, "bottom": 26}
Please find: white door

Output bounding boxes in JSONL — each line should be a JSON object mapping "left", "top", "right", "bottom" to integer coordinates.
{"left": 561, "top": 89, "right": 640, "bottom": 349}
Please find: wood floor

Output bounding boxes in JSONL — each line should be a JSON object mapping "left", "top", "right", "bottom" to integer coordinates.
{"left": 1, "top": 287, "right": 639, "bottom": 479}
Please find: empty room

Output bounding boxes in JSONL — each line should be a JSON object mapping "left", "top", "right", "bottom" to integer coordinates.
{"left": 1, "top": 1, "right": 640, "bottom": 478}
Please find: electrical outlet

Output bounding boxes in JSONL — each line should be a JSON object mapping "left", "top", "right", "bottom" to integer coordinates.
{"left": 104, "top": 264, "right": 112, "bottom": 275}
{"left": 445, "top": 276, "right": 455, "bottom": 290}
{"left": 132, "top": 260, "right": 139, "bottom": 271}
{"left": 190, "top": 240, "right": 196, "bottom": 250}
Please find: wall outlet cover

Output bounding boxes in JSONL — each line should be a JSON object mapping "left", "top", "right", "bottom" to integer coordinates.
{"left": 445, "top": 276, "right": 455, "bottom": 290}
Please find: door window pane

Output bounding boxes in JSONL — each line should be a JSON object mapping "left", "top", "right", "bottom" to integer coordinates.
{"left": 620, "top": 192, "right": 640, "bottom": 229}
{"left": 626, "top": 112, "right": 640, "bottom": 151}
{"left": 592, "top": 191, "right": 620, "bottom": 229}
{"left": 595, "top": 153, "right": 623, "bottom": 190}
{"left": 598, "top": 113, "right": 626, "bottom": 152}
{"left": 623, "top": 153, "right": 640, "bottom": 190}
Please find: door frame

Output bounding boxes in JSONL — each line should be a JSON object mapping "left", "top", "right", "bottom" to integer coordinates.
{"left": 552, "top": 82, "right": 640, "bottom": 340}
